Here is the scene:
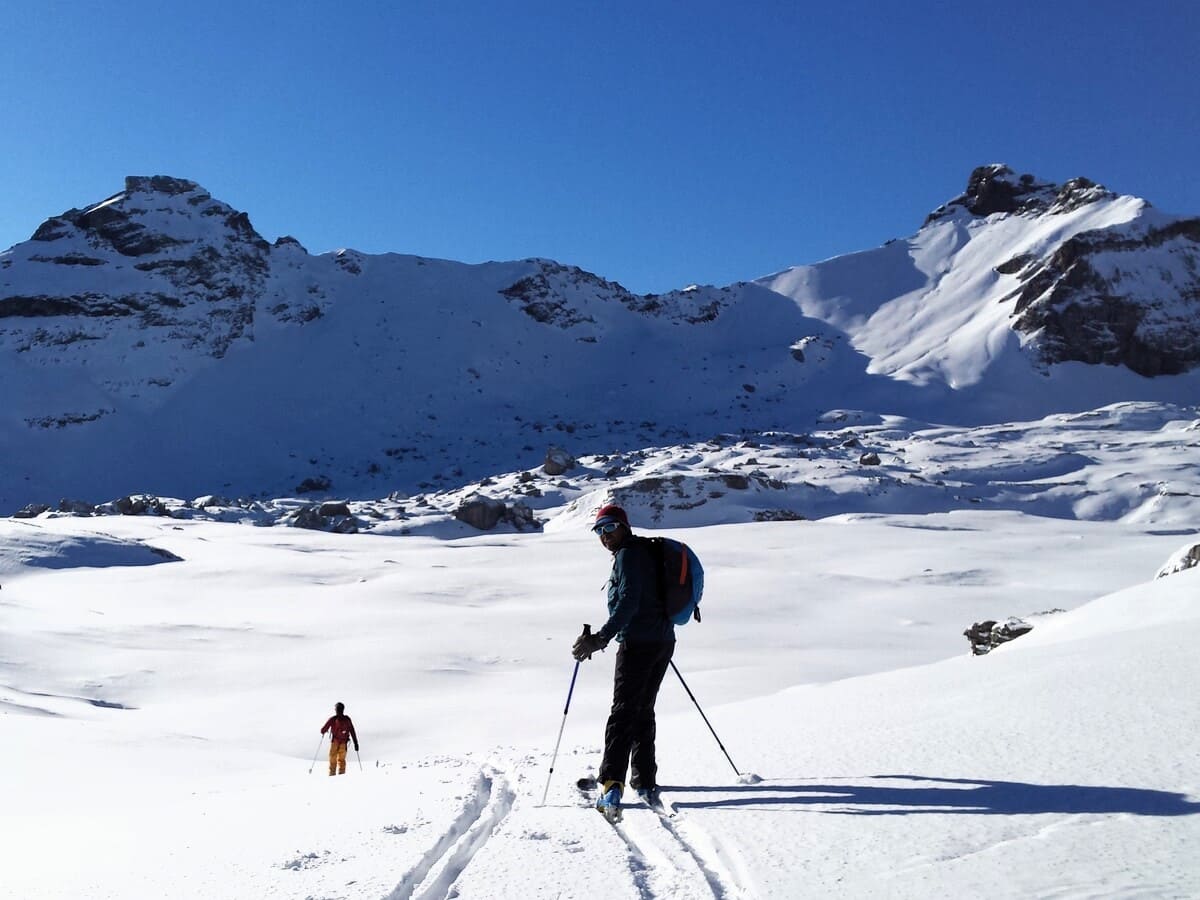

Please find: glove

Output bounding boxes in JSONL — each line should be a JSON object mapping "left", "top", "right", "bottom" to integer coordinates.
{"left": 572, "top": 631, "right": 608, "bottom": 661}
{"left": 354, "top": 745, "right": 360, "bottom": 752}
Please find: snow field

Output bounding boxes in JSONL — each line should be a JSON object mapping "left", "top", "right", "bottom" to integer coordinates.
{"left": 2, "top": 510, "right": 1198, "bottom": 897}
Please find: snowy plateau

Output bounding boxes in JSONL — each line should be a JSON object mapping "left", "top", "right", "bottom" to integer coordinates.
{"left": 1, "top": 165, "right": 1198, "bottom": 898}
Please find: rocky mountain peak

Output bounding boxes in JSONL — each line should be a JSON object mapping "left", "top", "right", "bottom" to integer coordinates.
{"left": 926, "top": 164, "right": 1117, "bottom": 224}
{"left": 28, "top": 174, "right": 268, "bottom": 257}
{"left": 122, "top": 175, "right": 204, "bottom": 196}
{"left": 917, "top": 168, "right": 1200, "bottom": 377}
{"left": 961, "top": 164, "right": 1056, "bottom": 215}
{"left": 3, "top": 175, "right": 274, "bottom": 368}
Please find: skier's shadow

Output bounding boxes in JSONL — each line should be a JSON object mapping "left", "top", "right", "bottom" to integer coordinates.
{"left": 665, "top": 774, "right": 1200, "bottom": 817}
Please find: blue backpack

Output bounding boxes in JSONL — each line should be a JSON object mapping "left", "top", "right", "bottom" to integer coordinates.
{"left": 644, "top": 537, "right": 705, "bottom": 625}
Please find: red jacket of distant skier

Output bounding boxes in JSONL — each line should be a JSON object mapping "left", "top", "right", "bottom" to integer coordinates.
{"left": 321, "top": 714, "right": 358, "bottom": 745}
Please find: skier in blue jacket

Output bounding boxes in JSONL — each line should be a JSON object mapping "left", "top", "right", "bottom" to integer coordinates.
{"left": 573, "top": 504, "right": 673, "bottom": 816}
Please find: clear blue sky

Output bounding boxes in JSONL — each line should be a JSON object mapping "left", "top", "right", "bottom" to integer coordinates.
{"left": 3, "top": 1, "right": 1198, "bottom": 294}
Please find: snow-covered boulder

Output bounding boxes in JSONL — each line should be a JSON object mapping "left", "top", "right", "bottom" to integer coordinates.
{"left": 1156, "top": 542, "right": 1200, "bottom": 579}
{"left": 542, "top": 446, "right": 575, "bottom": 476}
{"left": 964, "top": 617, "right": 1034, "bottom": 655}
{"left": 454, "top": 496, "right": 507, "bottom": 530}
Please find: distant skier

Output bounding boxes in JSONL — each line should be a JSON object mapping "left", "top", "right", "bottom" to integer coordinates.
{"left": 572, "top": 504, "right": 674, "bottom": 819}
{"left": 320, "top": 702, "right": 360, "bottom": 776}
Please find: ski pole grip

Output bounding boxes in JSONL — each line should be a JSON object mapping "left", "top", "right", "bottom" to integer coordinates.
{"left": 583, "top": 624, "right": 591, "bottom": 636}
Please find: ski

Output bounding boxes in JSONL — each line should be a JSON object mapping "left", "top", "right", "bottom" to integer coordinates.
{"left": 651, "top": 796, "right": 673, "bottom": 817}
{"left": 639, "top": 787, "right": 677, "bottom": 819}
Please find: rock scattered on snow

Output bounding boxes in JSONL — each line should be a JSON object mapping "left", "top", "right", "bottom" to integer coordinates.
{"left": 963, "top": 617, "right": 1034, "bottom": 655}
{"left": 542, "top": 446, "right": 575, "bottom": 476}
{"left": 1155, "top": 543, "right": 1200, "bottom": 579}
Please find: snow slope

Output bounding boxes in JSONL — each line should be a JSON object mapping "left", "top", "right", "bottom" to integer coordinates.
{"left": 2, "top": 499, "right": 1197, "bottom": 898}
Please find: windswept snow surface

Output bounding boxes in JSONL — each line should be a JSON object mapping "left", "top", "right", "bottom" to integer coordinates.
{"left": 2, "top": 503, "right": 1198, "bottom": 898}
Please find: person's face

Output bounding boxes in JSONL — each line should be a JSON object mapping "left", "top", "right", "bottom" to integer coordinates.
{"left": 595, "top": 521, "right": 628, "bottom": 552}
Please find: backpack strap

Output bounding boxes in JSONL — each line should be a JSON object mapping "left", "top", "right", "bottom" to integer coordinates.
{"left": 639, "top": 536, "right": 670, "bottom": 621}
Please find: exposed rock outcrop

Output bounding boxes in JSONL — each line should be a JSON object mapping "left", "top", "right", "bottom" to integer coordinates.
{"left": 1156, "top": 542, "right": 1200, "bottom": 579}
{"left": 543, "top": 446, "right": 575, "bottom": 476}
{"left": 964, "top": 617, "right": 1033, "bottom": 656}
{"left": 927, "top": 164, "right": 1117, "bottom": 222}
{"left": 501, "top": 260, "right": 727, "bottom": 330}
{"left": 289, "top": 504, "right": 359, "bottom": 533}
{"left": 454, "top": 495, "right": 539, "bottom": 531}
{"left": 1008, "top": 218, "right": 1200, "bottom": 375}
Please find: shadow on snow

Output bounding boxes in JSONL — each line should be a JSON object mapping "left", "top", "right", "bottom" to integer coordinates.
{"left": 666, "top": 774, "right": 1200, "bottom": 817}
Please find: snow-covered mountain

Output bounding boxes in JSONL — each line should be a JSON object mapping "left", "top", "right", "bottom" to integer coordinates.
{"left": 758, "top": 165, "right": 1200, "bottom": 388}
{"left": 4, "top": 169, "right": 1199, "bottom": 898}
{"left": 2, "top": 166, "right": 1198, "bottom": 512}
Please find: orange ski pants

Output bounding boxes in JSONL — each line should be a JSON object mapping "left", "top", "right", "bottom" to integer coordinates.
{"left": 329, "top": 740, "right": 348, "bottom": 775}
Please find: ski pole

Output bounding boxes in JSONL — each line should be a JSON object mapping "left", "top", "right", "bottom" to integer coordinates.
{"left": 355, "top": 745, "right": 363, "bottom": 771}
{"left": 670, "top": 660, "right": 741, "bottom": 776}
{"left": 539, "top": 641, "right": 586, "bottom": 806}
{"left": 308, "top": 734, "right": 325, "bottom": 774}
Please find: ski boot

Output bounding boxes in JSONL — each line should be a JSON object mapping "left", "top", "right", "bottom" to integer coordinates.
{"left": 595, "top": 782, "right": 623, "bottom": 823}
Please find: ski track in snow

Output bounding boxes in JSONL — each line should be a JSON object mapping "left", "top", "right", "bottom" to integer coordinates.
{"left": 385, "top": 767, "right": 515, "bottom": 900}
{"left": 663, "top": 804, "right": 753, "bottom": 899}
{"left": 585, "top": 789, "right": 748, "bottom": 900}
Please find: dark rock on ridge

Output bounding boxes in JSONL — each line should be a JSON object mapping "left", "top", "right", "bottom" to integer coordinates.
{"left": 1009, "top": 218, "right": 1200, "bottom": 375}
{"left": 927, "top": 164, "right": 1117, "bottom": 223}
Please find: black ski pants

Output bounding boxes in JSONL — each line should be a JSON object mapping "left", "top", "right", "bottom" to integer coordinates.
{"left": 599, "top": 639, "right": 675, "bottom": 792}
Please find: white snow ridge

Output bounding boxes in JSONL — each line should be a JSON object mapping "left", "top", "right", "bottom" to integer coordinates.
{"left": 1, "top": 166, "right": 1198, "bottom": 898}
